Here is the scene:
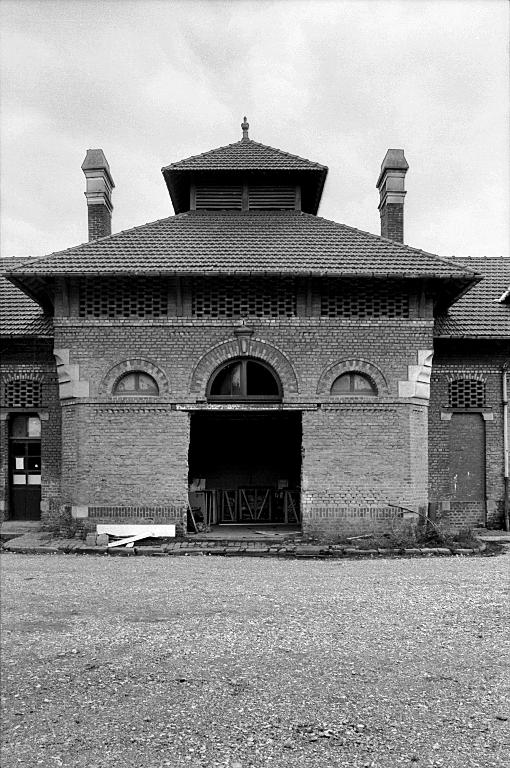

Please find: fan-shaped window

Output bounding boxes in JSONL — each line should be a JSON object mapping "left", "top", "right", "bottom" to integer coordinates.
{"left": 208, "top": 359, "right": 281, "bottom": 401}
{"left": 331, "top": 372, "right": 377, "bottom": 395}
{"left": 113, "top": 372, "right": 159, "bottom": 395}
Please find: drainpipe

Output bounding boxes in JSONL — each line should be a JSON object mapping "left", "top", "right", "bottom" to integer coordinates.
{"left": 503, "top": 364, "right": 509, "bottom": 532}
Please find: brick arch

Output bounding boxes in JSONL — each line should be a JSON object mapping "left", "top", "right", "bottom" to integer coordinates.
{"left": 189, "top": 338, "right": 299, "bottom": 397}
{"left": 446, "top": 372, "right": 487, "bottom": 383}
{"left": 317, "top": 359, "right": 388, "bottom": 396}
{"left": 100, "top": 359, "right": 170, "bottom": 396}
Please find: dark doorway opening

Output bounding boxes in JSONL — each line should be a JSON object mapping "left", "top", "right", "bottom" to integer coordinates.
{"left": 188, "top": 411, "right": 301, "bottom": 526}
{"left": 9, "top": 414, "right": 42, "bottom": 520}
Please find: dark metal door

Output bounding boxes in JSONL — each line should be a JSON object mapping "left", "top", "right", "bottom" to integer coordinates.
{"left": 9, "top": 415, "right": 41, "bottom": 520}
{"left": 449, "top": 413, "right": 486, "bottom": 500}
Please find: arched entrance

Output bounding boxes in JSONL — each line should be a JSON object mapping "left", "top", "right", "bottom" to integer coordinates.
{"left": 188, "top": 359, "right": 301, "bottom": 528}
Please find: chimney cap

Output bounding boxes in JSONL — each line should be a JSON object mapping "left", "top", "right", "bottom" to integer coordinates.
{"left": 376, "top": 149, "right": 408, "bottom": 188}
{"left": 81, "top": 148, "right": 115, "bottom": 188}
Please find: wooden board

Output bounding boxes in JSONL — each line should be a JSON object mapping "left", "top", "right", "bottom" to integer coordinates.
{"left": 96, "top": 524, "right": 176, "bottom": 538}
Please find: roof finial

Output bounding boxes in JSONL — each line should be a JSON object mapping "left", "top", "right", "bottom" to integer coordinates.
{"left": 241, "top": 116, "right": 249, "bottom": 141}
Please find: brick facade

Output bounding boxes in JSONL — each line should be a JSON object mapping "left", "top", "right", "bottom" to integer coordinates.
{"left": 0, "top": 340, "right": 61, "bottom": 528}
{"left": 48, "top": 302, "right": 435, "bottom": 536}
{"left": 2, "top": 133, "right": 507, "bottom": 537}
{"left": 428, "top": 339, "right": 508, "bottom": 530}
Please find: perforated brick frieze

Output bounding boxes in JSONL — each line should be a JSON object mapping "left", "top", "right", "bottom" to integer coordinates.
{"left": 320, "top": 279, "right": 409, "bottom": 318}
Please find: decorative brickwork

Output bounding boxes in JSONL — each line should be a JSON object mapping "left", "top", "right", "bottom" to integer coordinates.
{"left": 191, "top": 277, "right": 296, "bottom": 318}
{"left": 448, "top": 378, "right": 486, "bottom": 409}
{"left": 190, "top": 337, "right": 299, "bottom": 396}
{"left": 78, "top": 277, "right": 169, "bottom": 318}
{"left": 99, "top": 359, "right": 170, "bottom": 396}
{"left": 1, "top": 377, "right": 43, "bottom": 408}
{"left": 321, "top": 280, "right": 409, "bottom": 318}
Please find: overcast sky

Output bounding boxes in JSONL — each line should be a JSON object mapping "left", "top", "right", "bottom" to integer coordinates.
{"left": 1, "top": 0, "right": 508, "bottom": 261}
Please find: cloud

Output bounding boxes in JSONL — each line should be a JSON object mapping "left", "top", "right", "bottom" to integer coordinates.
{"left": 0, "top": 0, "right": 508, "bottom": 258}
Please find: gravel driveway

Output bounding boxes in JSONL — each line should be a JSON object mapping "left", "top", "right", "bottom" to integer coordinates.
{"left": 1, "top": 552, "right": 509, "bottom": 767}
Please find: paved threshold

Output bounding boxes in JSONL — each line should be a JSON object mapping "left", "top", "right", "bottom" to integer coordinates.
{"left": 1, "top": 532, "right": 503, "bottom": 558}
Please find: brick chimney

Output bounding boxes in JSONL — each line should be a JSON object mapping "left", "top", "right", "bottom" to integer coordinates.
{"left": 81, "top": 149, "right": 115, "bottom": 241}
{"left": 376, "top": 149, "right": 408, "bottom": 242}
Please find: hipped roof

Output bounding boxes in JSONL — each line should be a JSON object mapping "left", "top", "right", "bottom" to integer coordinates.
{"left": 161, "top": 138, "right": 328, "bottom": 214}
{"left": 435, "top": 256, "right": 510, "bottom": 338}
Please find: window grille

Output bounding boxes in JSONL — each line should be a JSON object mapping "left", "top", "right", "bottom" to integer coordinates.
{"left": 191, "top": 278, "right": 297, "bottom": 318}
{"left": 3, "top": 380, "right": 42, "bottom": 408}
{"left": 195, "top": 185, "right": 243, "bottom": 210}
{"left": 78, "top": 278, "right": 168, "bottom": 318}
{"left": 321, "top": 280, "right": 409, "bottom": 318}
{"left": 449, "top": 379, "right": 485, "bottom": 409}
{"left": 249, "top": 186, "right": 295, "bottom": 210}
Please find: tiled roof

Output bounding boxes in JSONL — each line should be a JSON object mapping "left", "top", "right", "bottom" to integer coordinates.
{"left": 162, "top": 139, "right": 327, "bottom": 172}
{"left": 0, "top": 258, "right": 53, "bottom": 337}
{"left": 4, "top": 211, "right": 478, "bottom": 280}
{"left": 435, "top": 257, "right": 510, "bottom": 338}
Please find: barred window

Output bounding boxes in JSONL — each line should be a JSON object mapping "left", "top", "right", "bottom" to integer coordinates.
{"left": 3, "top": 380, "right": 42, "bottom": 408}
{"left": 191, "top": 278, "right": 296, "bottom": 318}
{"left": 449, "top": 379, "right": 485, "bottom": 409}
{"left": 321, "top": 280, "right": 409, "bottom": 318}
{"left": 78, "top": 278, "right": 168, "bottom": 318}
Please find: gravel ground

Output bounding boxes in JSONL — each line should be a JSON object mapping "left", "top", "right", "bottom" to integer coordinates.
{"left": 1, "top": 553, "right": 509, "bottom": 768}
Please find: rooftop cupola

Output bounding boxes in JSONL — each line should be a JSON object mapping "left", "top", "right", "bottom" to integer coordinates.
{"left": 161, "top": 117, "right": 328, "bottom": 215}
{"left": 81, "top": 149, "right": 115, "bottom": 241}
{"left": 376, "top": 149, "right": 408, "bottom": 243}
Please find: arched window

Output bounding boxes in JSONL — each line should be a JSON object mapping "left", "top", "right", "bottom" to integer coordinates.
{"left": 208, "top": 359, "right": 282, "bottom": 401}
{"left": 331, "top": 372, "right": 377, "bottom": 395}
{"left": 113, "top": 372, "right": 159, "bottom": 395}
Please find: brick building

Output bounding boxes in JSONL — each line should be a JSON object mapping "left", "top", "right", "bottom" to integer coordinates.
{"left": 1, "top": 121, "right": 508, "bottom": 536}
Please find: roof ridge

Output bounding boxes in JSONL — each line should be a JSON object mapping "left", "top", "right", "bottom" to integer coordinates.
{"left": 162, "top": 138, "right": 327, "bottom": 170}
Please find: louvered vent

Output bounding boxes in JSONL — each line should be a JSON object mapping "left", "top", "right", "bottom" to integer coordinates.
{"left": 195, "top": 185, "right": 243, "bottom": 210}
{"left": 321, "top": 280, "right": 410, "bottom": 318}
{"left": 249, "top": 186, "right": 296, "bottom": 210}
{"left": 449, "top": 379, "right": 485, "bottom": 409}
{"left": 78, "top": 278, "right": 168, "bottom": 317}
{"left": 3, "top": 379, "right": 42, "bottom": 408}
{"left": 191, "top": 277, "right": 296, "bottom": 317}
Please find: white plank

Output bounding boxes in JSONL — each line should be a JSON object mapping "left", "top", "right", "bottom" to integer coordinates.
{"left": 97, "top": 524, "right": 176, "bottom": 538}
